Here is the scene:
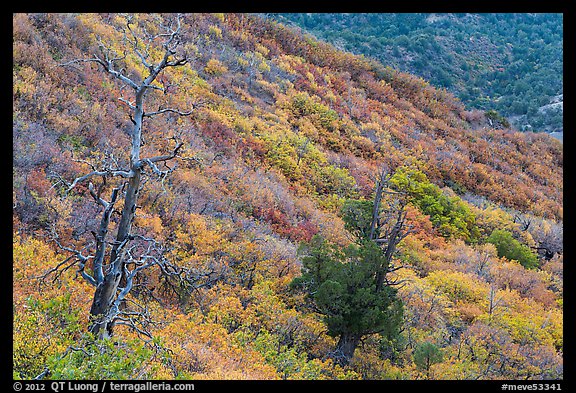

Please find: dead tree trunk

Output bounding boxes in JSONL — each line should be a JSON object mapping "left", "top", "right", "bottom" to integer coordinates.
{"left": 371, "top": 167, "right": 411, "bottom": 294}
{"left": 88, "top": 88, "right": 146, "bottom": 338}
{"left": 57, "top": 14, "right": 193, "bottom": 339}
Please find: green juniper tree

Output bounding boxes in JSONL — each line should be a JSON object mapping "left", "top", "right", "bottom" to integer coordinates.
{"left": 292, "top": 168, "right": 409, "bottom": 365}
{"left": 413, "top": 341, "right": 443, "bottom": 379}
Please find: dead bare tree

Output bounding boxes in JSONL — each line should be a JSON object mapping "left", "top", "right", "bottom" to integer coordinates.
{"left": 48, "top": 14, "right": 197, "bottom": 340}
{"left": 369, "top": 167, "right": 414, "bottom": 292}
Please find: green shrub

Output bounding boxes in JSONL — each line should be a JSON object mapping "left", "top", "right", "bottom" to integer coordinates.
{"left": 487, "top": 229, "right": 539, "bottom": 269}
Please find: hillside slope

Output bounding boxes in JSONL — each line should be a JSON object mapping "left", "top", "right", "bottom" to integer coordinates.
{"left": 13, "top": 13, "right": 562, "bottom": 380}
{"left": 269, "top": 13, "right": 563, "bottom": 135}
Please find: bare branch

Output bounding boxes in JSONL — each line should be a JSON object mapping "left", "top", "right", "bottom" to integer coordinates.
{"left": 77, "top": 259, "right": 98, "bottom": 286}
{"left": 88, "top": 182, "right": 108, "bottom": 207}
{"left": 143, "top": 108, "right": 193, "bottom": 118}
{"left": 125, "top": 17, "right": 155, "bottom": 76}
{"left": 141, "top": 141, "right": 184, "bottom": 164}
{"left": 165, "top": 57, "right": 188, "bottom": 68}
{"left": 119, "top": 97, "right": 136, "bottom": 110}
{"left": 64, "top": 345, "right": 94, "bottom": 359}
{"left": 39, "top": 228, "right": 97, "bottom": 287}
{"left": 36, "top": 253, "right": 76, "bottom": 282}
{"left": 67, "top": 169, "right": 133, "bottom": 193}
{"left": 386, "top": 278, "right": 409, "bottom": 288}
{"left": 144, "top": 83, "right": 166, "bottom": 92}
{"left": 114, "top": 319, "right": 154, "bottom": 339}
{"left": 387, "top": 264, "right": 405, "bottom": 273}
{"left": 33, "top": 368, "right": 50, "bottom": 380}
{"left": 60, "top": 55, "right": 138, "bottom": 90}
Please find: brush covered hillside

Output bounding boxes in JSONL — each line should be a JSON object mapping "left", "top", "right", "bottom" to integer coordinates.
{"left": 269, "top": 13, "right": 564, "bottom": 136}
{"left": 13, "top": 13, "right": 563, "bottom": 380}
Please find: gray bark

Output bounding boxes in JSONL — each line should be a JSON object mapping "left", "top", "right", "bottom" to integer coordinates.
{"left": 334, "top": 332, "right": 362, "bottom": 366}
{"left": 72, "top": 14, "right": 189, "bottom": 339}
{"left": 370, "top": 168, "right": 410, "bottom": 293}
{"left": 88, "top": 91, "right": 144, "bottom": 338}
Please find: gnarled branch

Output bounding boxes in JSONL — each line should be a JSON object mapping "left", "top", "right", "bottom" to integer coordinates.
{"left": 67, "top": 169, "right": 133, "bottom": 193}
{"left": 143, "top": 108, "right": 193, "bottom": 118}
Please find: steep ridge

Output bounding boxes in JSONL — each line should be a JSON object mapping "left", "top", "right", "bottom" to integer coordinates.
{"left": 13, "top": 13, "right": 562, "bottom": 380}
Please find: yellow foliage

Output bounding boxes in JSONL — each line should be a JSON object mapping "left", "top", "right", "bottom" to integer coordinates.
{"left": 134, "top": 215, "right": 164, "bottom": 237}
{"left": 472, "top": 204, "right": 516, "bottom": 236}
{"left": 258, "top": 60, "right": 271, "bottom": 73}
{"left": 205, "top": 59, "right": 228, "bottom": 76}
{"left": 158, "top": 312, "right": 279, "bottom": 379}
{"left": 208, "top": 25, "right": 223, "bottom": 39}
{"left": 426, "top": 270, "right": 489, "bottom": 304}
{"left": 255, "top": 44, "right": 270, "bottom": 57}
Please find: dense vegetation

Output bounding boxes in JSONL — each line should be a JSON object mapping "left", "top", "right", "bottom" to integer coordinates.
{"left": 269, "top": 13, "right": 563, "bottom": 135}
{"left": 13, "top": 13, "right": 562, "bottom": 380}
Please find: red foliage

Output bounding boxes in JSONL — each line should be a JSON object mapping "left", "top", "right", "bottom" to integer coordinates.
{"left": 26, "top": 167, "right": 52, "bottom": 197}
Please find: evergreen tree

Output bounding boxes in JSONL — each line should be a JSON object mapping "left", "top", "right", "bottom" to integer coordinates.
{"left": 413, "top": 341, "right": 443, "bottom": 379}
{"left": 292, "top": 168, "right": 407, "bottom": 365}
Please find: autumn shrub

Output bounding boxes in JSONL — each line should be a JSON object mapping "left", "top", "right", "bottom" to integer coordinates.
{"left": 12, "top": 12, "right": 562, "bottom": 381}
{"left": 47, "top": 336, "right": 155, "bottom": 379}
{"left": 426, "top": 271, "right": 488, "bottom": 304}
{"left": 289, "top": 92, "right": 339, "bottom": 131}
{"left": 13, "top": 294, "right": 82, "bottom": 379}
{"left": 205, "top": 58, "right": 228, "bottom": 76}
{"left": 389, "top": 166, "right": 480, "bottom": 242}
{"left": 487, "top": 229, "right": 539, "bottom": 269}
{"left": 252, "top": 329, "right": 328, "bottom": 379}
